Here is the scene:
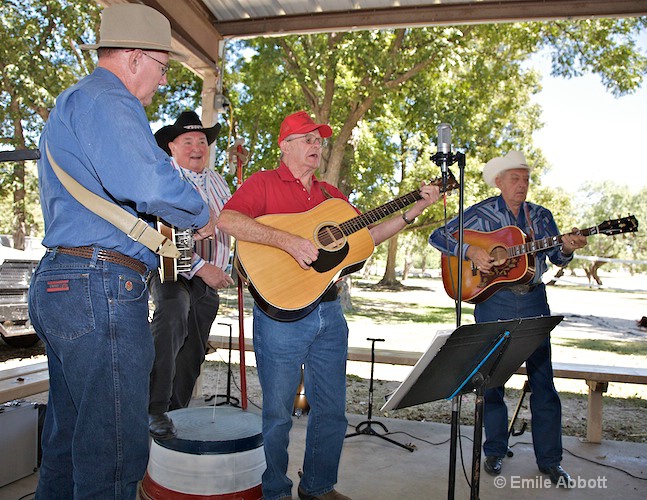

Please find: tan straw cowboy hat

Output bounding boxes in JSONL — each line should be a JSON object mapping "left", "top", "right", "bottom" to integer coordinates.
{"left": 482, "top": 150, "right": 533, "bottom": 187}
{"left": 79, "top": 4, "right": 187, "bottom": 61}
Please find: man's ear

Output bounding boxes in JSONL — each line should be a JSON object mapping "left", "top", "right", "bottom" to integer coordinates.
{"left": 127, "top": 49, "right": 140, "bottom": 74}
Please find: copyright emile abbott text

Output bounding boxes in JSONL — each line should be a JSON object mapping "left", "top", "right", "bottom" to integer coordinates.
{"left": 494, "top": 475, "right": 608, "bottom": 489}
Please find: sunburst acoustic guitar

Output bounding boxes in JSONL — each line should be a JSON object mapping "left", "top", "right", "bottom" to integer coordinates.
{"left": 157, "top": 219, "right": 193, "bottom": 283}
{"left": 235, "top": 173, "right": 460, "bottom": 321}
{"left": 441, "top": 215, "right": 638, "bottom": 304}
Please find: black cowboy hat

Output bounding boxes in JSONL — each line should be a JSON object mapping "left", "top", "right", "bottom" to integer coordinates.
{"left": 154, "top": 111, "right": 221, "bottom": 155}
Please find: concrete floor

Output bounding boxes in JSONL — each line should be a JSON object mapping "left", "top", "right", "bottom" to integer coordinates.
{"left": 2, "top": 408, "right": 645, "bottom": 500}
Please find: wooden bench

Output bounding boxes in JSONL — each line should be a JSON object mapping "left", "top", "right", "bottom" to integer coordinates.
{"left": 206, "top": 335, "right": 647, "bottom": 443}
{"left": 0, "top": 361, "right": 49, "bottom": 404}
{"left": 516, "top": 362, "right": 647, "bottom": 443}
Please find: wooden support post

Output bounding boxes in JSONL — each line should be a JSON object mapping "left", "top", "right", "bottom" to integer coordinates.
{"left": 586, "top": 380, "right": 608, "bottom": 443}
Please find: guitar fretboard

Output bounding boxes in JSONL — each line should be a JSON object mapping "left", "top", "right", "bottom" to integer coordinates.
{"left": 338, "top": 173, "right": 459, "bottom": 236}
{"left": 507, "top": 226, "right": 598, "bottom": 258}
{"left": 341, "top": 191, "right": 423, "bottom": 235}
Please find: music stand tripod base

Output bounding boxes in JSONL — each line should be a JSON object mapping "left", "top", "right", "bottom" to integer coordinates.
{"left": 345, "top": 338, "right": 414, "bottom": 452}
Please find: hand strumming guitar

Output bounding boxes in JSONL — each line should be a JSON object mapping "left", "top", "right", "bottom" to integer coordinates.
{"left": 466, "top": 245, "right": 495, "bottom": 272}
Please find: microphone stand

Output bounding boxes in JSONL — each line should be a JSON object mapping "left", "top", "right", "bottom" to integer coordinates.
{"left": 432, "top": 148, "right": 466, "bottom": 500}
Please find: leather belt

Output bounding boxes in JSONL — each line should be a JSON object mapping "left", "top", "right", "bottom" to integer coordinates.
{"left": 509, "top": 283, "right": 539, "bottom": 295}
{"left": 52, "top": 246, "right": 147, "bottom": 275}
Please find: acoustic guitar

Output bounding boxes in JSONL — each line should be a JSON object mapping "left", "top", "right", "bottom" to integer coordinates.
{"left": 441, "top": 215, "right": 638, "bottom": 304}
{"left": 157, "top": 219, "right": 193, "bottom": 283}
{"left": 235, "top": 173, "right": 459, "bottom": 321}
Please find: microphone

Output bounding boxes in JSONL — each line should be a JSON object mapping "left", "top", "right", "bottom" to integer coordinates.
{"left": 436, "top": 123, "right": 452, "bottom": 178}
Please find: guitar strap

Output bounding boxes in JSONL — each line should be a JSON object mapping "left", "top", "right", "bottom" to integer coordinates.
{"left": 523, "top": 203, "right": 536, "bottom": 241}
{"left": 45, "top": 144, "right": 180, "bottom": 258}
{"left": 320, "top": 184, "right": 334, "bottom": 200}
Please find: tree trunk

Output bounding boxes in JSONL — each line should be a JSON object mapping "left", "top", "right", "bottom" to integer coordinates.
{"left": 590, "top": 261, "right": 604, "bottom": 286}
{"left": 338, "top": 276, "right": 353, "bottom": 313}
{"left": 12, "top": 160, "right": 26, "bottom": 251}
{"left": 9, "top": 110, "right": 27, "bottom": 250}
{"left": 402, "top": 252, "right": 413, "bottom": 280}
{"left": 377, "top": 235, "right": 401, "bottom": 287}
{"left": 362, "top": 255, "right": 375, "bottom": 279}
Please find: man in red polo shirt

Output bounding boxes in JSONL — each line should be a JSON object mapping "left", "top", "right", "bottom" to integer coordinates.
{"left": 218, "top": 111, "right": 440, "bottom": 500}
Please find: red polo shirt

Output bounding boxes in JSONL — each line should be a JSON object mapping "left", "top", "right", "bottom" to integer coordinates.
{"left": 223, "top": 162, "right": 356, "bottom": 217}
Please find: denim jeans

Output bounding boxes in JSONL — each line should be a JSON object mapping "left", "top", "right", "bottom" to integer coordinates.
{"left": 475, "top": 284, "right": 563, "bottom": 468}
{"left": 28, "top": 251, "right": 153, "bottom": 499}
{"left": 253, "top": 300, "right": 349, "bottom": 500}
{"left": 148, "top": 272, "right": 219, "bottom": 414}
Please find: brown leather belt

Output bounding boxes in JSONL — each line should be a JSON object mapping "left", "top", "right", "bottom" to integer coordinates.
{"left": 53, "top": 246, "right": 147, "bottom": 275}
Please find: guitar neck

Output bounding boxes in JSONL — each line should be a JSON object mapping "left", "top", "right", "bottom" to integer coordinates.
{"left": 339, "top": 175, "right": 459, "bottom": 236}
{"left": 509, "top": 225, "right": 598, "bottom": 258}
{"left": 341, "top": 190, "right": 422, "bottom": 235}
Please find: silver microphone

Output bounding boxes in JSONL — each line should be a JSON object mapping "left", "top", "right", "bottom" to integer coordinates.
{"left": 436, "top": 123, "right": 452, "bottom": 176}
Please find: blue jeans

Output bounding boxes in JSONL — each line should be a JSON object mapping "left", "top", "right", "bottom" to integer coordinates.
{"left": 28, "top": 251, "right": 153, "bottom": 499}
{"left": 253, "top": 300, "right": 349, "bottom": 500}
{"left": 475, "top": 284, "right": 563, "bottom": 468}
{"left": 148, "top": 273, "right": 219, "bottom": 414}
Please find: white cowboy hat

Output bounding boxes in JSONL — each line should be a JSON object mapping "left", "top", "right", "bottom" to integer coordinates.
{"left": 482, "top": 150, "right": 533, "bottom": 187}
{"left": 79, "top": 4, "right": 187, "bottom": 61}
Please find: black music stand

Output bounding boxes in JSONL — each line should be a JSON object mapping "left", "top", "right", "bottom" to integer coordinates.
{"left": 382, "top": 315, "right": 563, "bottom": 500}
{"left": 345, "top": 338, "right": 415, "bottom": 452}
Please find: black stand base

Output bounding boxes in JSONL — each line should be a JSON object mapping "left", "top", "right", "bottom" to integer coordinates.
{"left": 345, "top": 338, "right": 414, "bottom": 452}
{"left": 346, "top": 420, "right": 414, "bottom": 452}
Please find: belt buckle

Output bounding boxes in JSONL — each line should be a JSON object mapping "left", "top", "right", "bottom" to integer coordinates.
{"left": 509, "top": 284, "right": 531, "bottom": 295}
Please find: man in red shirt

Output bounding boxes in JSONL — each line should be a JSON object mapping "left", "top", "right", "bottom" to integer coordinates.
{"left": 218, "top": 111, "right": 440, "bottom": 500}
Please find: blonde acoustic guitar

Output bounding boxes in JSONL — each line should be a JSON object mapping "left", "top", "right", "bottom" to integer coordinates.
{"left": 235, "top": 173, "right": 459, "bottom": 321}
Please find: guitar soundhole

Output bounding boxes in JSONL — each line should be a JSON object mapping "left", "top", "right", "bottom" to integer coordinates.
{"left": 315, "top": 223, "right": 346, "bottom": 251}
{"left": 490, "top": 246, "right": 508, "bottom": 266}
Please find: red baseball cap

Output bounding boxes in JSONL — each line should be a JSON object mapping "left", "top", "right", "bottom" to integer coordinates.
{"left": 278, "top": 111, "right": 333, "bottom": 144}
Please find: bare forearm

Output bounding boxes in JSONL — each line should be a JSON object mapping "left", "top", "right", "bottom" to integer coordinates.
{"left": 217, "top": 209, "right": 318, "bottom": 270}
{"left": 369, "top": 212, "right": 410, "bottom": 246}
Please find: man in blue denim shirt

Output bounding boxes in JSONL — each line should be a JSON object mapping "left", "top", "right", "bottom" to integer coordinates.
{"left": 28, "top": 5, "right": 215, "bottom": 499}
{"left": 429, "top": 151, "right": 586, "bottom": 487}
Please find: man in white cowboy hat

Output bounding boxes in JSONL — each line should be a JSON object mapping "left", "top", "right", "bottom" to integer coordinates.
{"left": 30, "top": 5, "right": 217, "bottom": 499}
{"left": 429, "top": 151, "right": 586, "bottom": 487}
{"left": 147, "top": 111, "right": 248, "bottom": 439}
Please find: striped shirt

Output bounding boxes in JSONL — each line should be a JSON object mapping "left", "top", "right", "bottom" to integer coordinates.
{"left": 170, "top": 158, "right": 232, "bottom": 277}
{"left": 428, "top": 195, "right": 573, "bottom": 284}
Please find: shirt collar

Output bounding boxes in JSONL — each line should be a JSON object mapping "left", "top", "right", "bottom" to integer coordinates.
{"left": 277, "top": 161, "right": 318, "bottom": 185}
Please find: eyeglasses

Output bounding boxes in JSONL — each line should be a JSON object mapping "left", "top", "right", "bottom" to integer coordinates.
{"left": 286, "top": 134, "right": 328, "bottom": 148}
{"left": 141, "top": 52, "right": 170, "bottom": 76}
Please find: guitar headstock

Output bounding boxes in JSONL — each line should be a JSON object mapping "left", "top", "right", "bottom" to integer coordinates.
{"left": 428, "top": 169, "right": 460, "bottom": 194}
{"left": 599, "top": 215, "right": 639, "bottom": 236}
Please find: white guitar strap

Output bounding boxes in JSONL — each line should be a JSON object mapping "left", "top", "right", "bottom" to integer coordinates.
{"left": 45, "top": 144, "right": 180, "bottom": 258}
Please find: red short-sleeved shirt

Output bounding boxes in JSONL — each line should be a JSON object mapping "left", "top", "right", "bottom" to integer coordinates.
{"left": 223, "top": 162, "right": 357, "bottom": 217}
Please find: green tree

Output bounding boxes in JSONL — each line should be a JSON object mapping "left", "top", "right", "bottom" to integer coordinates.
{"left": 0, "top": 0, "right": 101, "bottom": 246}
{"left": 0, "top": 0, "right": 202, "bottom": 247}
{"left": 574, "top": 182, "right": 646, "bottom": 283}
